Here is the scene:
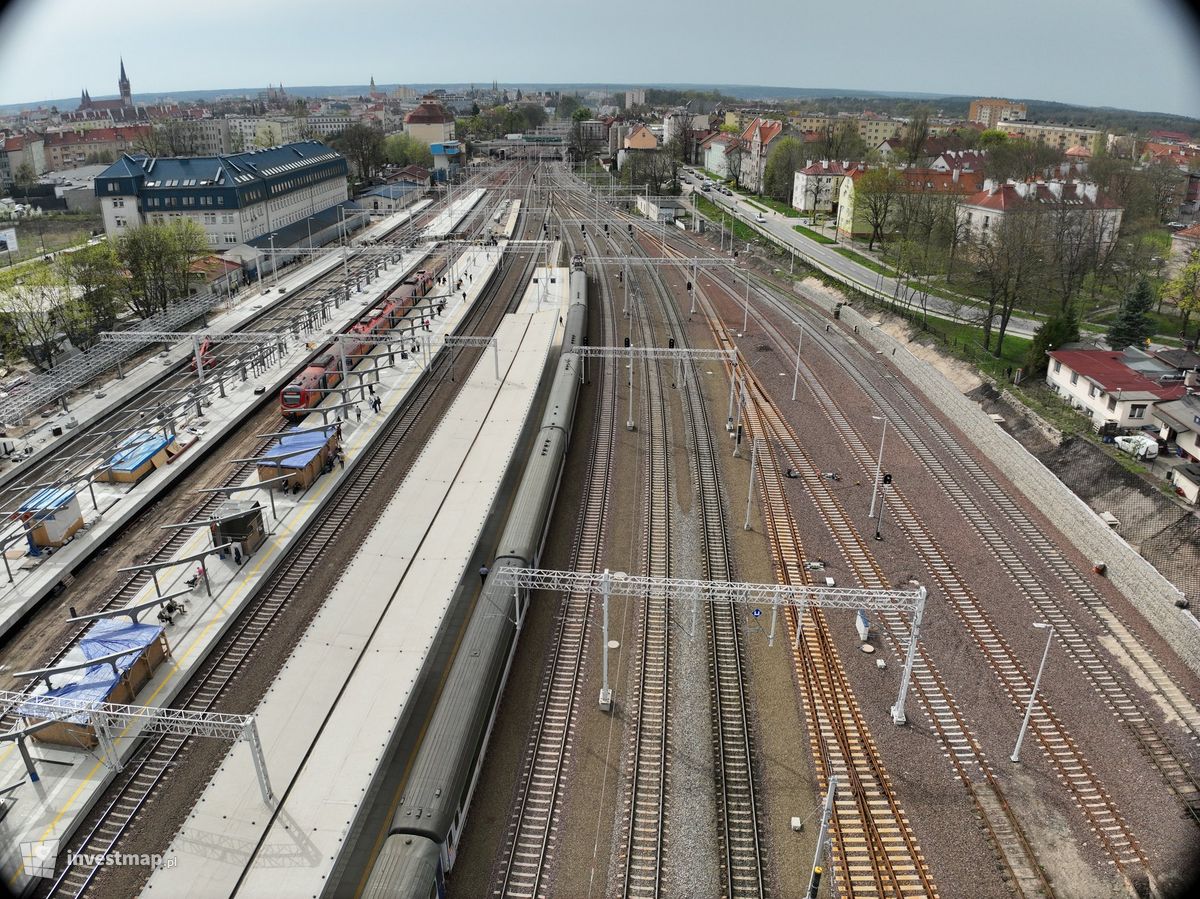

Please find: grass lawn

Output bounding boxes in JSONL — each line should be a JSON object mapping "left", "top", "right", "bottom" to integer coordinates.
{"left": 794, "top": 225, "right": 835, "bottom": 245}
{"left": 693, "top": 194, "right": 765, "bottom": 245}
{"left": 922, "top": 317, "right": 1032, "bottom": 382}
{"left": 745, "top": 199, "right": 771, "bottom": 214}
{"left": 833, "top": 246, "right": 896, "bottom": 277}
{"left": 2, "top": 213, "right": 103, "bottom": 267}
{"left": 750, "top": 194, "right": 800, "bottom": 217}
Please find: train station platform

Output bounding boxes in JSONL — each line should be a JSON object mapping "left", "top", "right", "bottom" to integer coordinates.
{"left": 422, "top": 188, "right": 487, "bottom": 239}
{"left": 142, "top": 266, "right": 570, "bottom": 898}
{"left": 0, "top": 240, "right": 443, "bottom": 644}
{"left": 0, "top": 245, "right": 514, "bottom": 895}
{"left": 0, "top": 200, "right": 435, "bottom": 492}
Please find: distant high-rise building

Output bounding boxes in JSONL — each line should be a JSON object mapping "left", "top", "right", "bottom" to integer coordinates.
{"left": 625, "top": 89, "right": 647, "bottom": 109}
{"left": 968, "top": 98, "right": 1027, "bottom": 127}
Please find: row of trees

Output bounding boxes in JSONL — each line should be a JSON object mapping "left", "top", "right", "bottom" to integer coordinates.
{"left": 457, "top": 103, "right": 547, "bottom": 141}
{"left": 1, "top": 220, "right": 208, "bottom": 367}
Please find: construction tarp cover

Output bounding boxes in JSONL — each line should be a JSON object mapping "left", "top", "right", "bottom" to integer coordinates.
{"left": 261, "top": 426, "right": 335, "bottom": 470}
{"left": 17, "top": 486, "right": 77, "bottom": 518}
{"left": 18, "top": 619, "right": 165, "bottom": 723}
{"left": 106, "top": 431, "right": 171, "bottom": 473}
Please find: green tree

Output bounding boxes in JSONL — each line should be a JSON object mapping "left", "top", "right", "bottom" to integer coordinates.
{"left": 13, "top": 162, "right": 36, "bottom": 190}
{"left": 1106, "top": 278, "right": 1155, "bottom": 350}
{"left": 901, "top": 107, "right": 931, "bottom": 165}
{"left": 520, "top": 104, "right": 547, "bottom": 130}
{"left": 984, "top": 137, "right": 1060, "bottom": 182}
{"left": 1162, "top": 249, "right": 1200, "bottom": 339}
{"left": 978, "top": 129, "right": 1009, "bottom": 150}
{"left": 970, "top": 206, "right": 1046, "bottom": 354}
{"left": 330, "top": 124, "right": 385, "bottom": 182}
{"left": 2, "top": 267, "right": 63, "bottom": 367}
{"left": 571, "top": 106, "right": 593, "bottom": 123}
{"left": 855, "top": 167, "right": 904, "bottom": 250}
{"left": 117, "top": 220, "right": 208, "bottom": 318}
{"left": 762, "top": 136, "right": 807, "bottom": 202}
{"left": 1025, "top": 306, "right": 1080, "bottom": 375}
{"left": 558, "top": 94, "right": 581, "bottom": 120}
{"left": 383, "top": 133, "right": 433, "bottom": 168}
{"left": 55, "top": 243, "right": 123, "bottom": 351}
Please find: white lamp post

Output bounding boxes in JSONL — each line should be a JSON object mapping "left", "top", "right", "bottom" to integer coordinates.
{"left": 1011, "top": 623, "right": 1054, "bottom": 763}
{"left": 868, "top": 414, "right": 888, "bottom": 518}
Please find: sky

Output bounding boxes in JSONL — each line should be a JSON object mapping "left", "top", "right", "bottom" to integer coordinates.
{"left": 0, "top": 0, "right": 1198, "bottom": 118}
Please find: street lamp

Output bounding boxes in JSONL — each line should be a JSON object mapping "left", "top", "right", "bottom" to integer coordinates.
{"left": 268, "top": 233, "right": 278, "bottom": 288}
{"left": 1011, "top": 623, "right": 1054, "bottom": 763}
{"left": 868, "top": 414, "right": 888, "bottom": 518}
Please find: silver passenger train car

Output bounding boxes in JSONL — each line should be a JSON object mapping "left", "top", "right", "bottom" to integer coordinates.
{"left": 362, "top": 253, "right": 589, "bottom": 899}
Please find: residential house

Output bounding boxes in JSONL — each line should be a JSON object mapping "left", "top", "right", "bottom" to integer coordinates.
{"left": 1046, "top": 346, "right": 1185, "bottom": 429}
{"left": 624, "top": 124, "right": 658, "bottom": 150}
{"left": 43, "top": 126, "right": 151, "bottom": 170}
{"left": 701, "top": 133, "right": 735, "bottom": 178}
{"left": 1, "top": 134, "right": 47, "bottom": 186}
{"left": 836, "top": 165, "right": 983, "bottom": 238}
{"left": 928, "top": 149, "right": 986, "bottom": 173}
{"left": 959, "top": 179, "right": 1123, "bottom": 249}
{"left": 1000, "top": 121, "right": 1103, "bottom": 155}
{"left": 1169, "top": 222, "right": 1200, "bottom": 274}
{"left": 791, "top": 159, "right": 853, "bottom": 214}
{"left": 739, "top": 117, "right": 784, "bottom": 193}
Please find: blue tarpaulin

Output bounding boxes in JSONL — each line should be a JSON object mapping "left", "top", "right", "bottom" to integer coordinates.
{"left": 106, "top": 431, "right": 172, "bottom": 473}
{"left": 18, "top": 619, "right": 165, "bottom": 723}
{"left": 16, "top": 486, "right": 77, "bottom": 517}
{"left": 260, "top": 426, "right": 335, "bottom": 470}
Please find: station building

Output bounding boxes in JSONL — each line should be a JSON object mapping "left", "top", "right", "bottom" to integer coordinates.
{"left": 93, "top": 141, "right": 350, "bottom": 249}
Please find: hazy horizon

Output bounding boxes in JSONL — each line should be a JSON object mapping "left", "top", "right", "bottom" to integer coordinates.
{"left": 1, "top": 0, "right": 1198, "bottom": 118}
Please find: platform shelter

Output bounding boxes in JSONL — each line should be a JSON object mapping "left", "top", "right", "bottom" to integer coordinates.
{"left": 256, "top": 425, "right": 340, "bottom": 490}
{"left": 18, "top": 618, "right": 169, "bottom": 747}
{"left": 13, "top": 486, "right": 84, "bottom": 553}
{"left": 98, "top": 430, "right": 175, "bottom": 483}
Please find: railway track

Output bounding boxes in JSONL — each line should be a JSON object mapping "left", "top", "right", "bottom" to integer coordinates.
{"left": 694, "top": 257, "right": 1147, "bottom": 883}
{"left": 779, "top": 309, "right": 1200, "bottom": 827}
{"left": 33, "top": 171, "right": 541, "bottom": 899}
{"left": 635, "top": 246, "right": 767, "bottom": 899}
{"left": 619, "top": 224, "right": 673, "bottom": 899}
{"left": 706, "top": 321, "right": 942, "bottom": 899}
{"left": 493, "top": 221, "right": 618, "bottom": 899}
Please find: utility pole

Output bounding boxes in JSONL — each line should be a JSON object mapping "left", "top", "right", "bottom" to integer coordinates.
{"left": 1011, "top": 623, "right": 1054, "bottom": 763}
{"left": 868, "top": 415, "right": 888, "bottom": 518}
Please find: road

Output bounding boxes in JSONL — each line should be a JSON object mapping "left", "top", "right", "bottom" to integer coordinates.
{"left": 683, "top": 180, "right": 1042, "bottom": 340}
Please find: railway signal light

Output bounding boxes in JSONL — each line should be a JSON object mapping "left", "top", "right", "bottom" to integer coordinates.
{"left": 668, "top": 337, "right": 675, "bottom": 349}
{"left": 624, "top": 337, "right": 631, "bottom": 348}
{"left": 627, "top": 223, "right": 633, "bottom": 234}
{"left": 686, "top": 280, "right": 692, "bottom": 291}
{"left": 883, "top": 473, "right": 892, "bottom": 484}
{"left": 604, "top": 223, "right": 609, "bottom": 234}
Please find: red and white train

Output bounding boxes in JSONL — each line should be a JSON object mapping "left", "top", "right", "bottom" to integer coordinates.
{"left": 189, "top": 337, "right": 216, "bottom": 373}
{"left": 279, "top": 270, "right": 435, "bottom": 419}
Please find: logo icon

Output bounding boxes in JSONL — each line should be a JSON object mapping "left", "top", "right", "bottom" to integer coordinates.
{"left": 20, "top": 839, "right": 59, "bottom": 879}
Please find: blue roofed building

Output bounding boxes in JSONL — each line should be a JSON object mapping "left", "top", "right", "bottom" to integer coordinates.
{"left": 93, "top": 141, "right": 350, "bottom": 248}
{"left": 430, "top": 141, "right": 464, "bottom": 182}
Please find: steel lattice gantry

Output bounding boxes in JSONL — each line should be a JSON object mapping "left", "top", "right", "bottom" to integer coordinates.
{"left": 0, "top": 690, "right": 273, "bottom": 803}
{"left": 571, "top": 345, "right": 736, "bottom": 430}
{"left": 494, "top": 567, "right": 927, "bottom": 722}
{"left": 99, "top": 330, "right": 288, "bottom": 386}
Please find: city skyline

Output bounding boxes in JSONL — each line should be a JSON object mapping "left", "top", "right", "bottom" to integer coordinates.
{"left": 0, "top": 0, "right": 1198, "bottom": 119}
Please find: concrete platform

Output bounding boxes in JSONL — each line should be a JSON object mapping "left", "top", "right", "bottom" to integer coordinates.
{"left": 0, "top": 241, "right": 447, "bottom": 643}
{"left": 0, "top": 201, "right": 434, "bottom": 491}
{"left": 0, "top": 245, "right": 512, "bottom": 896}
{"left": 141, "top": 267, "right": 569, "bottom": 898}
{"left": 422, "top": 188, "right": 487, "bottom": 240}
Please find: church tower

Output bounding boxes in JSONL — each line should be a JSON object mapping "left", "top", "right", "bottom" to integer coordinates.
{"left": 118, "top": 58, "right": 131, "bottom": 107}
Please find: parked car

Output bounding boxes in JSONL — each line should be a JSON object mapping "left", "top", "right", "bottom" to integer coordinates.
{"left": 1114, "top": 433, "right": 1159, "bottom": 460}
